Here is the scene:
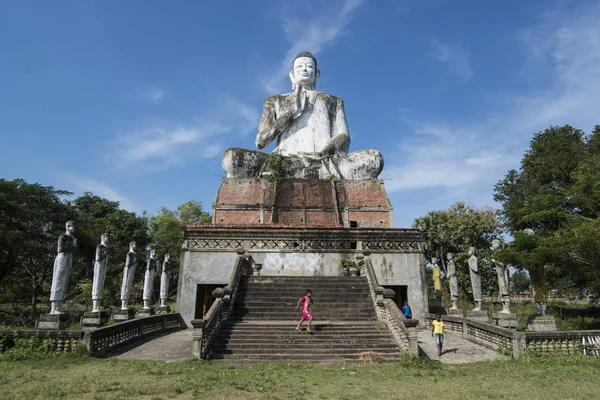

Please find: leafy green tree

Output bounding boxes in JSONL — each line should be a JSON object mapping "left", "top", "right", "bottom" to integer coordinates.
{"left": 493, "top": 125, "right": 599, "bottom": 299}
{"left": 510, "top": 270, "right": 531, "bottom": 295}
{"left": 413, "top": 202, "right": 501, "bottom": 296}
{"left": 72, "top": 193, "right": 150, "bottom": 309}
{"left": 0, "top": 179, "right": 74, "bottom": 314}
{"left": 148, "top": 201, "right": 211, "bottom": 300}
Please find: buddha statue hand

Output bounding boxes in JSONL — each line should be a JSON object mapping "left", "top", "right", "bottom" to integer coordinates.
{"left": 318, "top": 134, "right": 350, "bottom": 157}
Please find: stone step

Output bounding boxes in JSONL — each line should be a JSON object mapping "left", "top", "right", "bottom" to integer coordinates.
{"left": 218, "top": 336, "right": 395, "bottom": 344}
{"left": 210, "top": 350, "right": 400, "bottom": 359}
{"left": 209, "top": 357, "right": 401, "bottom": 364}
{"left": 234, "top": 311, "right": 375, "bottom": 318}
{"left": 236, "top": 305, "right": 374, "bottom": 311}
{"left": 221, "top": 323, "right": 382, "bottom": 332}
{"left": 246, "top": 277, "right": 367, "bottom": 282}
{"left": 238, "top": 291, "right": 370, "bottom": 298}
{"left": 215, "top": 343, "right": 399, "bottom": 351}
{"left": 239, "top": 282, "right": 369, "bottom": 291}
{"left": 235, "top": 317, "right": 376, "bottom": 321}
{"left": 222, "top": 325, "right": 382, "bottom": 331}
{"left": 241, "top": 289, "right": 370, "bottom": 295}
{"left": 237, "top": 298, "right": 371, "bottom": 304}
{"left": 217, "top": 338, "right": 397, "bottom": 346}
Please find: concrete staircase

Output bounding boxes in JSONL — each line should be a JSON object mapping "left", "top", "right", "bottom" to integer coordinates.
{"left": 210, "top": 276, "right": 402, "bottom": 363}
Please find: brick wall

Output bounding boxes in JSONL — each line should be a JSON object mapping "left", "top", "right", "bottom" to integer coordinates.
{"left": 213, "top": 178, "right": 393, "bottom": 227}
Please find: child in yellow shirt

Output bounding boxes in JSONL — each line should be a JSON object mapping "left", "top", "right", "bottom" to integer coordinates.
{"left": 431, "top": 314, "right": 445, "bottom": 356}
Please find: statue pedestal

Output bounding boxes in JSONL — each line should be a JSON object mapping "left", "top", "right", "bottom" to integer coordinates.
{"left": 135, "top": 308, "right": 155, "bottom": 318}
{"left": 466, "top": 310, "right": 489, "bottom": 323}
{"left": 112, "top": 308, "right": 135, "bottom": 322}
{"left": 492, "top": 312, "right": 518, "bottom": 329}
{"left": 82, "top": 310, "right": 109, "bottom": 331}
{"left": 527, "top": 315, "right": 557, "bottom": 332}
{"left": 36, "top": 313, "right": 69, "bottom": 330}
{"left": 156, "top": 306, "right": 169, "bottom": 315}
{"left": 447, "top": 308, "right": 463, "bottom": 317}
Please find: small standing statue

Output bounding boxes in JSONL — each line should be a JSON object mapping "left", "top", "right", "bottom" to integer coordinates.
{"left": 91, "top": 233, "right": 109, "bottom": 312}
{"left": 468, "top": 247, "right": 482, "bottom": 311}
{"left": 491, "top": 239, "right": 511, "bottom": 313}
{"left": 432, "top": 257, "right": 442, "bottom": 308}
{"left": 120, "top": 241, "right": 137, "bottom": 310}
{"left": 142, "top": 250, "right": 157, "bottom": 309}
{"left": 446, "top": 253, "right": 459, "bottom": 309}
{"left": 50, "top": 221, "right": 77, "bottom": 314}
{"left": 159, "top": 253, "right": 170, "bottom": 308}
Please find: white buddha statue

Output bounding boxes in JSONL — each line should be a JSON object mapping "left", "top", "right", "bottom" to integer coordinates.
{"left": 222, "top": 51, "right": 383, "bottom": 180}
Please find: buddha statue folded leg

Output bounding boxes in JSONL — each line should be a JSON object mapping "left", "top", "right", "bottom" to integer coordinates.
{"left": 333, "top": 149, "right": 384, "bottom": 180}
{"left": 222, "top": 148, "right": 270, "bottom": 179}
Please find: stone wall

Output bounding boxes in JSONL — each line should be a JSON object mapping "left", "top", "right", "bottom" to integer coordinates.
{"left": 176, "top": 225, "right": 427, "bottom": 327}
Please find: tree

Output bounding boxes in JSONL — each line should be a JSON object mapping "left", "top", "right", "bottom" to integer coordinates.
{"left": 413, "top": 202, "right": 501, "bottom": 296}
{"left": 494, "top": 125, "right": 600, "bottom": 298}
{"left": 0, "top": 179, "right": 74, "bottom": 314}
{"left": 149, "top": 201, "right": 211, "bottom": 300}
{"left": 510, "top": 270, "right": 531, "bottom": 295}
{"left": 72, "top": 193, "right": 150, "bottom": 308}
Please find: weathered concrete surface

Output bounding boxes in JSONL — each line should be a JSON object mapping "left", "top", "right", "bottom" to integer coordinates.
{"left": 116, "top": 329, "right": 192, "bottom": 362}
{"left": 417, "top": 330, "right": 504, "bottom": 364}
{"left": 369, "top": 253, "right": 428, "bottom": 324}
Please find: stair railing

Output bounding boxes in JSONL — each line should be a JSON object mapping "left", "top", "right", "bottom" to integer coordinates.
{"left": 359, "top": 256, "right": 419, "bottom": 355}
{"left": 192, "top": 254, "right": 248, "bottom": 359}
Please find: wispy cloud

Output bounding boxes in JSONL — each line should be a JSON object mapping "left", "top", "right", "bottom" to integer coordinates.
{"left": 108, "top": 96, "right": 258, "bottom": 170}
{"left": 261, "top": 0, "right": 365, "bottom": 93}
{"left": 140, "top": 87, "right": 165, "bottom": 103}
{"left": 63, "top": 174, "right": 136, "bottom": 211}
{"left": 386, "top": 2, "right": 600, "bottom": 223}
{"left": 429, "top": 38, "right": 472, "bottom": 81}
{"left": 110, "top": 122, "right": 226, "bottom": 170}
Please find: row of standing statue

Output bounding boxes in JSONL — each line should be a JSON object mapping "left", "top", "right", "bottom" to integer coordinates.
{"left": 432, "top": 239, "right": 511, "bottom": 314}
{"left": 49, "top": 221, "right": 171, "bottom": 315}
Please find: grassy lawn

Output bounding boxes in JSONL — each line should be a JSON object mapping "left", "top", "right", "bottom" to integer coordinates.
{"left": 1, "top": 354, "right": 599, "bottom": 400}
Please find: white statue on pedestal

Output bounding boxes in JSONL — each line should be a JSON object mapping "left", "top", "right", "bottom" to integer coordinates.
{"left": 142, "top": 250, "right": 157, "bottom": 309}
{"left": 446, "top": 252, "right": 459, "bottom": 309}
{"left": 120, "top": 241, "right": 137, "bottom": 310}
{"left": 91, "top": 233, "right": 109, "bottom": 312}
{"left": 468, "top": 247, "right": 482, "bottom": 311}
{"left": 491, "top": 239, "right": 511, "bottom": 313}
{"left": 160, "top": 253, "right": 170, "bottom": 308}
{"left": 49, "top": 221, "right": 76, "bottom": 314}
{"left": 222, "top": 51, "right": 383, "bottom": 180}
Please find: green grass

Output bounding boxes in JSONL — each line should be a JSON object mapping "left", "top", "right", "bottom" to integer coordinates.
{"left": 1, "top": 354, "right": 599, "bottom": 400}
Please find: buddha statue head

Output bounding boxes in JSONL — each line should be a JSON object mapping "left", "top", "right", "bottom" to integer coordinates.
{"left": 491, "top": 239, "right": 503, "bottom": 251}
{"left": 65, "top": 220, "right": 76, "bottom": 235}
{"left": 289, "top": 51, "right": 320, "bottom": 90}
{"left": 100, "top": 233, "right": 109, "bottom": 245}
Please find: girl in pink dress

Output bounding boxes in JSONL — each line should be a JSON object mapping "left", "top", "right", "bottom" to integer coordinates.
{"left": 295, "top": 289, "right": 314, "bottom": 332}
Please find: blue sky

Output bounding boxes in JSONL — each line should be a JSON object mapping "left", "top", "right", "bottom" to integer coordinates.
{"left": 1, "top": 0, "right": 599, "bottom": 227}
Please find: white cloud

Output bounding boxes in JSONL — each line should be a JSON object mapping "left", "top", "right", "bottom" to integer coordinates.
{"left": 262, "top": 0, "right": 364, "bottom": 93}
{"left": 141, "top": 88, "right": 165, "bottom": 103}
{"left": 64, "top": 174, "right": 136, "bottom": 211}
{"left": 429, "top": 38, "right": 472, "bottom": 81}
{"left": 386, "top": 2, "right": 600, "bottom": 221}
{"left": 109, "top": 122, "right": 228, "bottom": 170}
{"left": 108, "top": 96, "right": 258, "bottom": 170}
